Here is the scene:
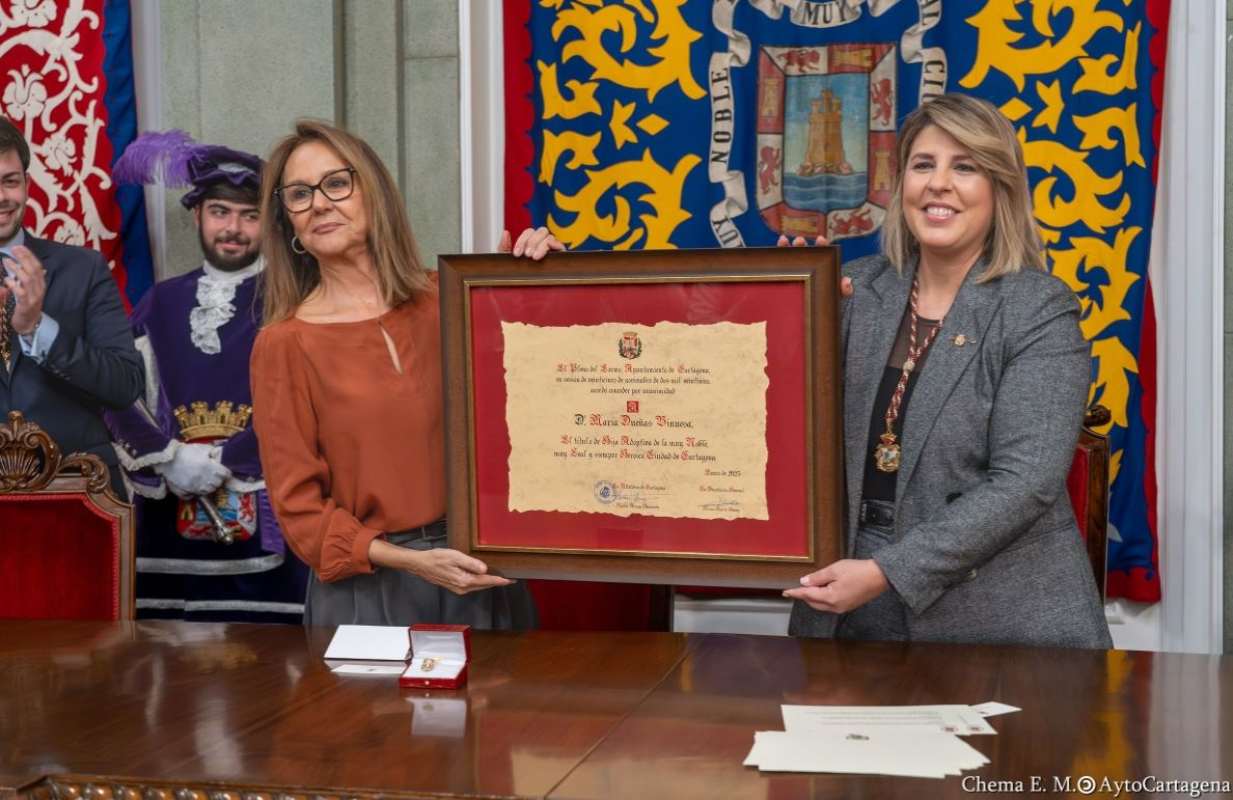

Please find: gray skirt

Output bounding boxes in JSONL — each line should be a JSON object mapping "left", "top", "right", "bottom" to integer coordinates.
{"left": 834, "top": 520, "right": 910, "bottom": 642}
{"left": 304, "top": 524, "right": 537, "bottom": 629}
{"left": 789, "top": 498, "right": 910, "bottom": 642}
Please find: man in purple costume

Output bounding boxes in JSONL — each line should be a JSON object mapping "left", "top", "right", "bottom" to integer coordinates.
{"left": 105, "top": 132, "right": 307, "bottom": 623}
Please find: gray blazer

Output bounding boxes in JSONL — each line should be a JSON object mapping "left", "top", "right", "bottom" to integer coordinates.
{"left": 789, "top": 255, "right": 1112, "bottom": 649}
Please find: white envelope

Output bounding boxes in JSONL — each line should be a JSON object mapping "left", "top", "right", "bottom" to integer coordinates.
{"left": 331, "top": 663, "right": 407, "bottom": 676}
{"left": 971, "top": 701, "right": 1021, "bottom": 718}
{"left": 323, "top": 624, "right": 410, "bottom": 664}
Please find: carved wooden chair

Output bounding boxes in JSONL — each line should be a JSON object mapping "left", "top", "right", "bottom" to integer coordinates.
{"left": 0, "top": 411, "right": 135, "bottom": 620}
{"left": 1068, "top": 405, "right": 1110, "bottom": 599}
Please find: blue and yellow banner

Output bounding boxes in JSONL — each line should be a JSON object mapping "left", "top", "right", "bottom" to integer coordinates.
{"left": 505, "top": 0, "right": 1166, "bottom": 602}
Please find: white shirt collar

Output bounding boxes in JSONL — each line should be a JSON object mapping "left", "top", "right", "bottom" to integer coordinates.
{"left": 201, "top": 257, "right": 264, "bottom": 284}
{"left": 0, "top": 228, "right": 26, "bottom": 255}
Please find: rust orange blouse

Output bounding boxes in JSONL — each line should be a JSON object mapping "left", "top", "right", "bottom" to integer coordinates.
{"left": 250, "top": 289, "right": 445, "bottom": 582}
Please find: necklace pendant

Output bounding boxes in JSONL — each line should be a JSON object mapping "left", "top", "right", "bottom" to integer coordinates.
{"left": 874, "top": 432, "right": 902, "bottom": 473}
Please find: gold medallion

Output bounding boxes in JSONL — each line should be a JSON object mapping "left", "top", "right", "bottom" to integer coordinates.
{"left": 874, "top": 432, "right": 901, "bottom": 473}
{"left": 421, "top": 657, "right": 437, "bottom": 672}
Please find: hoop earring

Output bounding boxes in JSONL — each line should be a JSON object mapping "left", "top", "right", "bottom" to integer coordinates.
{"left": 291, "top": 236, "right": 307, "bottom": 255}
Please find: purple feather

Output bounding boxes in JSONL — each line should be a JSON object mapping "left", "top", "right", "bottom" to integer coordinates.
{"left": 112, "top": 129, "right": 201, "bottom": 187}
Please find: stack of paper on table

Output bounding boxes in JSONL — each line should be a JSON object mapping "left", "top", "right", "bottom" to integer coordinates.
{"left": 745, "top": 704, "right": 1007, "bottom": 778}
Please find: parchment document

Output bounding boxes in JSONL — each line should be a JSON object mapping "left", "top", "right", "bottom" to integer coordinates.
{"left": 503, "top": 321, "right": 769, "bottom": 520}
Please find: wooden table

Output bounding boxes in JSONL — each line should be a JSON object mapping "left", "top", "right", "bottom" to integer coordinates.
{"left": 2, "top": 621, "right": 1230, "bottom": 799}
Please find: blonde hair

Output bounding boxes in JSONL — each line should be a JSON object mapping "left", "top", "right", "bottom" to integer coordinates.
{"left": 881, "top": 93, "right": 1044, "bottom": 281}
{"left": 259, "top": 119, "right": 433, "bottom": 324}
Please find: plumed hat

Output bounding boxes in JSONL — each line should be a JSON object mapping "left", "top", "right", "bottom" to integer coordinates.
{"left": 113, "top": 130, "right": 263, "bottom": 209}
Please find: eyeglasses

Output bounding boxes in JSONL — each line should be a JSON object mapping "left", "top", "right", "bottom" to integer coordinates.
{"left": 275, "top": 167, "right": 356, "bottom": 212}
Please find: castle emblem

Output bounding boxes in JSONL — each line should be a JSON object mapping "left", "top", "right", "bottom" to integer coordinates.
{"left": 618, "top": 331, "right": 642, "bottom": 360}
{"left": 754, "top": 43, "right": 898, "bottom": 242}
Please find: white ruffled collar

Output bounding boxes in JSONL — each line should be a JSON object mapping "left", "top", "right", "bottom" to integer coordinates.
{"left": 190, "top": 258, "right": 263, "bottom": 355}
{"left": 201, "top": 258, "right": 263, "bottom": 284}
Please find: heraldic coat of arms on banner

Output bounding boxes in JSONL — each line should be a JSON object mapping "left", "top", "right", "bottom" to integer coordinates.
{"left": 755, "top": 43, "right": 897, "bottom": 241}
{"left": 709, "top": 0, "right": 945, "bottom": 252}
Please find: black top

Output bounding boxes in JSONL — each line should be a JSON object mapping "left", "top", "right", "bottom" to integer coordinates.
{"left": 861, "top": 306, "right": 941, "bottom": 502}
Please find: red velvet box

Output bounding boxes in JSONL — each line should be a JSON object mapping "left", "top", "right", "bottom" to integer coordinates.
{"left": 399, "top": 624, "right": 471, "bottom": 689}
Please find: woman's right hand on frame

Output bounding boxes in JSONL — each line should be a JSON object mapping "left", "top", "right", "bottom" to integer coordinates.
{"left": 407, "top": 548, "right": 513, "bottom": 595}
{"left": 776, "top": 233, "right": 852, "bottom": 298}
{"left": 369, "top": 538, "right": 512, "bottom": 595}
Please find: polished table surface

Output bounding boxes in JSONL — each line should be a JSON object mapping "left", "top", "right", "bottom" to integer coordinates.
{"left": 1, "top": 620, "right": 1230, "bottom": 799}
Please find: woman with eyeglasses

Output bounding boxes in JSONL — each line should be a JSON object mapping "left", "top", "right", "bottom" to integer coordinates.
{"left": 250, "top": 119, "right": 559, "bottom": 626}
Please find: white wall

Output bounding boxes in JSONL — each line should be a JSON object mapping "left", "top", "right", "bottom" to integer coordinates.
{"left": 1142, "top": 0, "right": 1225, "bottom": 655}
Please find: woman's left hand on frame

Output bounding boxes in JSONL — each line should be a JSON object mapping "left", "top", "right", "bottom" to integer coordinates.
{"left": 499, "top": 227, "right": 565, "bottom": 260}
{"left": 776, "top": 233, "right": 852, "bottom": 299}
{"left": 783, "top": 559, "right": 889, "bottom": 614}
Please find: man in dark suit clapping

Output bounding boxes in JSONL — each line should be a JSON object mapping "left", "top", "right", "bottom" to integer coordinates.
{"left": 0, "top": 117, "right": 143, "bottom": 497}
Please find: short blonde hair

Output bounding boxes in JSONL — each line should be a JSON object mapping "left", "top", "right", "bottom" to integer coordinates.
{"left": 881, "top": 93, "right": 1043, "bottom": 280}
{"left": 259, "top": 119, "right": 433, "bottom": 325}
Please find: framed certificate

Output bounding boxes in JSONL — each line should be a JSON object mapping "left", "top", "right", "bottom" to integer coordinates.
{"left": 439, "top": 247, "right": 841, "bottom": 588}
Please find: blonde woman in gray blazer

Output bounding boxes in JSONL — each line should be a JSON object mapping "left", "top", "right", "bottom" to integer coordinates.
{"left": 785, "top": 94, "right": 1112, "bottom": 649}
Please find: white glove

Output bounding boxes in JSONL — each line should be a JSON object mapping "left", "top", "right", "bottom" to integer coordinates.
{"left": 153, "top": 442, "right": 231, "bottom": 498}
